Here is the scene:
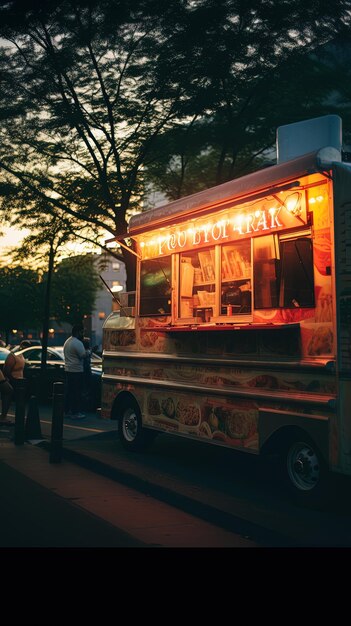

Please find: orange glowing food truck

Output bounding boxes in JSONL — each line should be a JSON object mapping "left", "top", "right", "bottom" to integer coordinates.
{"left": 101, "top": 115, "right": 351, "bottom": 501}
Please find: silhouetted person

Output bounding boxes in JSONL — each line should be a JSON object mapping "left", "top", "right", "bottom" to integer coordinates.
{"left": 63, "top": 324, "right": 87, "bottom": 420}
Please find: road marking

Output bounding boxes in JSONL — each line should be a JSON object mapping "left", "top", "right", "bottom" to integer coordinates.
{"left": 7, "top": 412, "right": 113, "bottom": 434}
{"left": 40, "top": 419, "right": 106, "bottom": 433}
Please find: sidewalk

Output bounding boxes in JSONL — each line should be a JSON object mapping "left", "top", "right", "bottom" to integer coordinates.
{"left": 4, "top": 402, "right": 351, "bottom": 547}
{"left": 0, "top": 405, "right": 257, "bottom": 548}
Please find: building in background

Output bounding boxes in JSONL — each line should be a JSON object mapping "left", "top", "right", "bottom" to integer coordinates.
{"left": 89, "top": 251, "right": 126, "bottom": 351}
{"left": 43, "top": 251, "right": 126, "bottom": 349}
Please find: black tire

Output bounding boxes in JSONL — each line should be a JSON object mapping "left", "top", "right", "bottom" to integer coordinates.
{"left": 118, "top": 398, "right": 157, "bottom": 452}
{"left": 281, "top": 434, "right": 330, "bottom": 507}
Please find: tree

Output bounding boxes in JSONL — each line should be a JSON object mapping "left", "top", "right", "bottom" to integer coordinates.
{"left": 4, "top": 206, "right": 102, "bottom": 369}
{"left": 144, "top": 120, "right": 269, "bottom": 202}
{"left": 50, "top": 254, "right": 101, "bottom": 325}
{"left": 145, "top": 2, "right": 351, "bottom": 199}
{"left": 0, "top": 266, "right": 42, "bottom": 344}
{"left": 0, "top": 0, "right": 349, "bottom": 284}
{"left": 5, "top": 205, "right": 92, "bottom": 362}
{"left": 0, "top": 0, "right": 192, "bottom": 288}
{"left": 302, "top": 32, "right": 351, "bottom": 146}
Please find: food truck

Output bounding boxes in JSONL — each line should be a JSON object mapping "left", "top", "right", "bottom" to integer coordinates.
{"left": 101, "top": 115, "right": 351, "bottom": 501}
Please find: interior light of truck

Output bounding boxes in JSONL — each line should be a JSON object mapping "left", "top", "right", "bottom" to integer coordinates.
{"left": 233, "top": 213, "right": 244, "bottom": 227}
{"left": 309, "top": 195, "right": 324, "bottom": 205}
{"left": 216, "top": 220, "right": 226, "bottom": 229}
{"left": 284, "top": 192, "right": 302, "bottom": 216}
{"left": 202, "top": 222, "right": 212, "bottom": 237}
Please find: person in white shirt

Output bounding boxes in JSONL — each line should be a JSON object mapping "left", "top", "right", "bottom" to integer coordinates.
{"left": 63, "top": 323, "right": 88, "bottom": 419}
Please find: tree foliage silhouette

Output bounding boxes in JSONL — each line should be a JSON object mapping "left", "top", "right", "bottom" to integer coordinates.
{"left": 0, "top": 0, "right": 349, "bottom": 286}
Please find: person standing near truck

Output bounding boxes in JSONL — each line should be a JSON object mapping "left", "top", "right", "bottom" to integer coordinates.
{"left": 0, "top": 369, "right": 13, "bottom": 425}
{"left": 3, "top": 340, "right": 31, "bottom": 388}
{"left": 63, "top": 323, "right": 87, "bottom": 420}
{"left": 2, "top": 340, "right": 32, "bottom": 418}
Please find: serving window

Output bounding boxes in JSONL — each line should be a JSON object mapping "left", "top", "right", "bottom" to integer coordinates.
{"left": 179, "top": 247, "right": 216, "bottom": 322}
{"left": 139, "top": 256, "right": 172, "bottom": 316}
{"left": 138, "top": 229, "right": 314, "bottom": 322}
{"left": 176, "top": 241, "right": 253, "bottom": 323}
{"left": 220, "top": 240, "right": 252, "bottom": 316}
{"left": 279, "top": 235, "right": 314, "bottom": 308}
{"left": 253, "top": 232, "right": 314, "bottom": 310}
{"left": 253, "top": 235, "right": 279, "bottom": 309}
{"left": 176, "top": 230, "right": 314, "bottom": 322}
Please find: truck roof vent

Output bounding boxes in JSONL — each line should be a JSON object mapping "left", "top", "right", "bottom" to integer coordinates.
{"left": 277, "top": 115, "right": 342, "bottom": 164}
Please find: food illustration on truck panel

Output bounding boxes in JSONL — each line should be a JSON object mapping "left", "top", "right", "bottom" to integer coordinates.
{"left": 147, "top": 393, "right": 201, "bottom": 429}
{"left": 199, "top": 402, "right": 257, "bottom": 447}
{"left": 146, "top": 391, "right": 257, "bottom": 447}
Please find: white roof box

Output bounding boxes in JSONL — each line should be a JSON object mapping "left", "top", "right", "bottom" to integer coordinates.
{"left": 277, "top": 114, "right": 342, "bottom": 164}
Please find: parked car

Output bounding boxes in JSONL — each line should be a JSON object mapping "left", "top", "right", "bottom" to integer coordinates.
{"left": 52, "top": 346, "right": 102, "bottom": 366}
{"left": 13, "top": 346, "right": 101, "bottom": 411}
{"left": 0, "top": 347, "right": 10, "bottom": 368}
{"left": 10, "top": 340, "right": 42, "bottom": 352}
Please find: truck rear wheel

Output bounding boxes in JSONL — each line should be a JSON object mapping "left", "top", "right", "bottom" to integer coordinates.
{"left": 282, "top": 434, "right": 329, "bottom": 505}
{"left": 118, "top": 399, "right": 156, "bottom": 452}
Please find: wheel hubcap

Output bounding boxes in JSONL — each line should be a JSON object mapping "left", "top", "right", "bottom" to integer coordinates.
{"left": 122, "top": 409, "right": 138, "bottom": 442}
{"left": 287, "top": 442, "right": 320, "bottom": 491}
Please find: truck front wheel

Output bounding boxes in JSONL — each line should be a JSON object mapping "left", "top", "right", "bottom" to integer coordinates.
{"left": 118, "top": 399, "right": 156, "bottom": 452}
{"left": 282, "top": 435, "right": 329, "bottom": 505}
